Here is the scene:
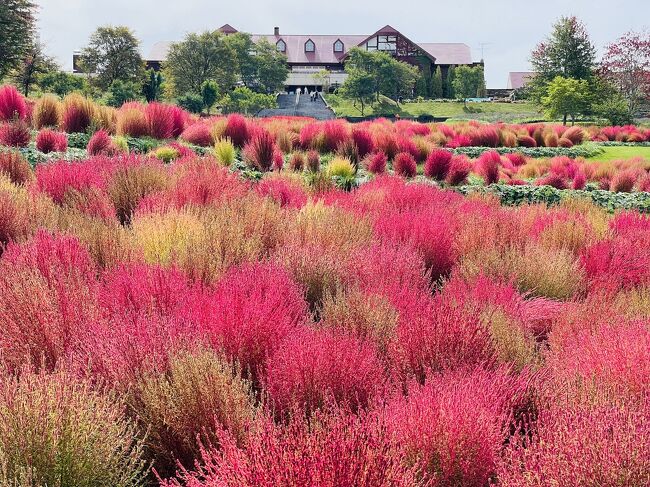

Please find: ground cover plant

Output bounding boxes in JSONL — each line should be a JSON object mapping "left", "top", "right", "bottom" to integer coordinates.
{"left": 0, "top": 85, "right": 649, "bottom": 485}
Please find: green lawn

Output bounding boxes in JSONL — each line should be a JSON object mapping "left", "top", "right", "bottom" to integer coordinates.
{"left": 325, "top": 94, "right": 544, "bottom": 123}
{"left": 587, "top": 146, "right": 650, "bottom": 162}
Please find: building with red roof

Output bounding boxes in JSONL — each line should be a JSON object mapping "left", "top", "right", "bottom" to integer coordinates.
{"left": 146, "top": 24, "right": 482, "bottom": 92}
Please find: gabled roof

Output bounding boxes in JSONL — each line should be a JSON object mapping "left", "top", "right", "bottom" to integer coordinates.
{"left": 146, "top": 26, "right": 476, "bottom": 66}
{"left": 419, "top": 43, "right": 473, "bottom": 65}
{"left": 218, "top": 23, "right": 238, "bottom": 34}
{"left": 252, "top": 34, "right": 367, "bottom": 64}
{"left": 507, "top": 71, "right": 535, "bottom": 90}
{"left": 342, "top": 25, "right": 436, "bottom": 63}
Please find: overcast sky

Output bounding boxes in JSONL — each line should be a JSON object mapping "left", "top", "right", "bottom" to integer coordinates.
{"left": 37, "top": 0, "right": 648, "bottom": 88}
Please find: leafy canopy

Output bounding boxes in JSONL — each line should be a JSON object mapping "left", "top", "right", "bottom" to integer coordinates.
{"left": 80, "top": 26, "right": 144, "bottom": 90}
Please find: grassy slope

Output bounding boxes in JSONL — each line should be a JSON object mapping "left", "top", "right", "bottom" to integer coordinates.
{"left": 325, "top": 94, "right": 544, "bottom": 122}
{"left": 587, "top": 146, "right": 650, "bottom": 162}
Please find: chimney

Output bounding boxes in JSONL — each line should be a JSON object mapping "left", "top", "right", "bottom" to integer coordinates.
{"left": 274, "top": 26, "right": 280, "bottom": 36}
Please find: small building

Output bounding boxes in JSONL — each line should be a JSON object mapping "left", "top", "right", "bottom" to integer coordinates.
{"left": 146, "top": 24, "right": 482, "bottom": 92}
{"left": 507, "top": 71, "right": 535, "bottom": 90}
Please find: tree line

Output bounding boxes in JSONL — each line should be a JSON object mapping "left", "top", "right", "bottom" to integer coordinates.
{"left": 339, "top": 48, "right": 488, "bottom": 115}
{"left": 0, "top": 1, "right": 288, "bottom": 115}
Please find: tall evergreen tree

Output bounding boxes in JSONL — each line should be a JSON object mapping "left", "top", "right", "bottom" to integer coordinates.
{"left": 530, "top": 16, "right": 596, "bottom": 101}
{"left": 431, "top": 66, "right": 443, "bottom": 99}
{"left": 444, "top": 66, "right": 456, "bottom": 99}
{"left": 0, "top": 0, "right": 36, "bottom": 80}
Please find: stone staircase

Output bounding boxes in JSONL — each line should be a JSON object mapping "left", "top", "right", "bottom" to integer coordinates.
{"left": 257, "top": 94, "right": 336, "bottom": 120}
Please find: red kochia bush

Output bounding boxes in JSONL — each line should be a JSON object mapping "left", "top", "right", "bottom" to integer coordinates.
{"left": 256, "top": 177, "right": 307, "bottom": 208}
{"left": 87, "top": 129, "right": 114, "bottom": 156}
{"left": 581, "top": 237, "right": 650, "bottom": 292}
{"left": 446, "top": 155, "right": 472, "bottom": 185}
{"left": 224, "top": 114, "right": 249, "bottom": 147}
{"left": 388, "top": 367, "right": 534, "bottom": 487}
{"left": 475, "top": 150, "right": 501, "bottom": 184}
{"left": 499, "top": 405, "right": 650, "bottom": 487}
{"left": 0, "top": 232, "right": 99, "bottom": 372}
{"left": 0, "top": 85, "right": 27, "bottom": 121}
{"left": 161, "top": 409, "right": 417, "bottom": 487}
{"left": 99, "top": 263, "right": 195, "bottom": 319}
{"left": 393, "top": 152, "right": 417, "bottom": 178}
{"left": 36, "top": 160, "right": 106, "bottom": 204}
{"left": 322, "top": 120, "right": 349, "bottom": 153}
{"left": 0, "top": 151, "right": 32, "bottom": 185}
{"left": 366, "top": 151, "right": 387, "bottom": 174}
{"left": 195, "top": 262, "right": 308, "bottom": 383}
{"left": 374, "top": 207, "right": 456, "bottom": 282}
{"left": 145, "top": 102, "right": 175, "bottom": 139}
{"left": 181, "top": 123, "right": 213, "bottom": 147}
{"left": 424, "top": 149, "right": 452, "bottom": 180}
{"left": 243, "top": 129, "right": 279, "bottom": 172}
{"left": 0, "top": 120, "right": 30, "bottom": 147}
{"left": 265, "top": 328, "right": 385, "bottom": 415}
{"left": 35, "top": 129, "right": 68, "bottom": 153}
{"left": 352, "top": 128, "right": 374, "bottom": 158}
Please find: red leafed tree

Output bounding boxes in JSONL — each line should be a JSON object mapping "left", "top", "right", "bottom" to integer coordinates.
{"left": 601, "top": 32, "right": 650, "bottom": 117}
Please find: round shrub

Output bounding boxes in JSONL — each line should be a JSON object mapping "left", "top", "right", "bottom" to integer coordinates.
{"left": 265, "top": 328, "right": 385, "bottom": 416}
{"left": 393, "top": 152, "right": 417, "bottom": 178}
{"left": 0, "top": 369, "right": 147, "bottom": 487}
{"left": 0, "top": 85, "right": 27, "bottom": 121}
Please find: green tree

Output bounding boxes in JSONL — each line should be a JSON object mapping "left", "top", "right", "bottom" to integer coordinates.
{"left": 415, "top": 70, "right": 428, "bottom": 98}
{"left": 343, "top": 47, "right": 418, "bottom": 105}
{"left": 0, "top": 0, "right": 36, "bottom": 80}
{"left": 11, "top": 41, "right": 58, "bottom": 95}
{"left": 177, "top": 93, "right": 204, "bottom": 114}
{"left": 452, "top": 65, "right": 486, "bottom": 101}
{"left": 164, "top": 31, "right": 237, "bottom": 97}
{"left": 219, "top": 87, "right": 276, "bottom": 115}
{"left": 444, "top": 65, "right": 456, "bottom": 99}
{"left": 223, "top": 32, "right": 256, "bottom": 87}
{"left": 39, "top": 71, "right": 87, "bottom": 97}
{"left": 253, "top": 39, "right": 289, "bottom": 93}
{"left": 201, "top": 80, "right": 219, "bottom": 114}
{"left": 105, "top": 80, "right": 141, "bottom": 107}
{"left": 431, "top": 66, "right": 443, "bottom": 99}
{"left": 542, "top": 76, "right": 590, "bottom": 125}
{"left": 142, "top": 69, "right": 163, "bottom": 102}
{"left": 340, "top": 69, "right": 376, "bottom": 115}
{"left": 80, "top": 26, "right": 144, "bottom": 90}
{"left": 530, "top": 16, "right": 596, "bottom": 101}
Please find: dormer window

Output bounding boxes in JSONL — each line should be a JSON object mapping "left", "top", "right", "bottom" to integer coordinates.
{"left": 276, "top": 39, "right": 286, "bottom": 52}
{"left": 334, "top": 39, "right": 344, "bottom": 53}
{"left": 305, "top": 39, "right": 315, "bottom": 53}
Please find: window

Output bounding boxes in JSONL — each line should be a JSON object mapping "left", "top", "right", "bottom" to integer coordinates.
{"left": 366, "top": 35, "right": 396, "bottom": 52}
{"left": 305, "top": 39, "right": 315, "bottom": 53}
{"left": 334, "top": 39, "right": 344, "bottom": 52}
{"left": 276, "top": 39, "right": 286, "bottom": 52}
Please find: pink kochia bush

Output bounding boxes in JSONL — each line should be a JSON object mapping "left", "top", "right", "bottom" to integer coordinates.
{"left": 499, "top": 405, "right": 650, "bottom": 486}
{"left": 87, "top": 129, "right": 114, "bottom": 156}
{"left": 35, "top": 129, "right": 68, "bottom": 153}
{"left": 0, "top": 85, "right": 27, "bottom": 121}
{"left": 387, "top": 367, "right": 534, "bottom": 487}
{"left": 161, "top": 408, "right": 418, "bottom": 487}
{"left": 0, "top": 232, "right": 99, "bottom": 372}
{"left": 475, "top": 150, "right": 502, "bottom": 185}
{"left": 424, "top": 149, "right": 452, "bottom": 180}
{"left": 393, "top": 152, "right": 417, "bottom": 178}
{"left": 264, "top": 328, "right": 385, "bottom": 415}
{"left": 193, "top": 262, "right": 308, "bottom": 383}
